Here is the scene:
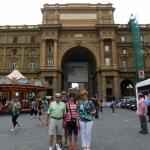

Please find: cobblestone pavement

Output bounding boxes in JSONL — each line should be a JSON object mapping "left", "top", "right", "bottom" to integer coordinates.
{"left": 0, "top": 108, "right": 150, "bottom": 150}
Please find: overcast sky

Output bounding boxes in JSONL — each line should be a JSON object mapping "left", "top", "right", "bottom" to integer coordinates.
{"left": 0, "top": 0, "right": 149, "bottom": 25}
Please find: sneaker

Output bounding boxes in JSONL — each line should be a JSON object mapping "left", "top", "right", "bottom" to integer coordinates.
{"left": 56, "top": 144, "right": 62, "bottom": 150}
{"left": 49, "top": 146, "right": 52, "bottom": 150}
{"left": 10, "top": 128, "right": 14, "bottom": 132}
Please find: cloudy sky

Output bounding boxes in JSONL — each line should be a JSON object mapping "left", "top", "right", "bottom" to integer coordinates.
{"left": 0, "top": 0, "right": 149, "bottom": 25}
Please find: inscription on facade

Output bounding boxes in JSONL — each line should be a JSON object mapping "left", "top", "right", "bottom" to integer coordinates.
{"left": 60, "top": 13, "right": 97, "bottom": 20}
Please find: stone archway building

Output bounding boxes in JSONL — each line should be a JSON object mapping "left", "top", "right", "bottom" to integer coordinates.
{"left": 0, "top": 3, "right": 150, "bottom": 101}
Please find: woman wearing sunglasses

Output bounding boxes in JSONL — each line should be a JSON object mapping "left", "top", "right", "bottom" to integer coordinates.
{"left": 78, "top": 89, "right": 96, "bottom": 150}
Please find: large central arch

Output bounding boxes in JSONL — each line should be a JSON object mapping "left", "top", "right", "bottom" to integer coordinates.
{"left": 61, "top": 45, "right": 97, "bottom": 96}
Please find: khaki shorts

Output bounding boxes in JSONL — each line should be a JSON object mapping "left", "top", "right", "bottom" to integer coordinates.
{"left": 48, "top": 118, "right": 63, "bottom": 135}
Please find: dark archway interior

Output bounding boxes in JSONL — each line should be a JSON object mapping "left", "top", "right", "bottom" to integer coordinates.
{"left": 120, "top": 80, "right": 134, "bottom": 97}
{"left": 61, "top": 46, "right": 96, "bottom": 96}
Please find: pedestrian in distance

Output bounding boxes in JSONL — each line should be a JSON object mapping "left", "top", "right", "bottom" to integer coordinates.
{"left": 99, "top": 100, "right": 103, "bottom": 113}
{"left": 78, "top": 89, "right": 96, "bottom": 150}
{"left": 37, "top": 97, "right": 43, "bottom": 126}
{"left": 65, "top": 93, "right": 79, "bottom": 150}
{"left": 9, "top": 98, "right": 22, "bottom": 132}
{"left": 30, "top": 97, "right": 37, "bottom": 117}
{"left": 110, "top": 100, "right": 115, "bottom": 113}
{"left": 45, "top": 93, "right": 66, "bottom": 150}
{"left": 92, "top": 96, "right": 99, "bottom": 119}
{"left": 136, "top": 93, "right": 148, "bottom": 134}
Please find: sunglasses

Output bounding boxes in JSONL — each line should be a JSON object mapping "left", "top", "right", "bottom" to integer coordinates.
{"left": 81, "top": 94, "right": 87, "bottom": 96}
{"left": 56, "top": 97, "right": 61, "bottom": 98}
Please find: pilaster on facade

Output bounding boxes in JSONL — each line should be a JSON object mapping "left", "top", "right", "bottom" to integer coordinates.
{"left": 101, "top": 75, "right": 106, "bottom": 101}
{"left": 100, "top": 39, "right": 105, "bottom": 68}
{"left": 96, "top": 72, "right": 101, "bottom": 98}
{"left": 40, "top": 39, "right": 46, "bottom": 69}
{"left": 113, "top": 75, "right": 119, "bottom": 100}
{"left": 2, "top": 47, "right": 6, "bottom": 69}
{"left": 53, "top": 76, "right": 58, "bottom": 95}
{"left": 112, "top": 39, "right": 118, "bottom": 69}
{"left": 53, "top": 39, "right": 58, "bottom": 68}
{"left": 21, "top": 47, "right": 25, "bottom": 69}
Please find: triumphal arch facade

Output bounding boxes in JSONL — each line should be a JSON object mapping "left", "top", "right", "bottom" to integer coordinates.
{"left": 40, "top": 3, "right": 119, "bottom": 99}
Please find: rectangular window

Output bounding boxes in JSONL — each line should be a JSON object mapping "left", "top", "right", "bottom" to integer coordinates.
{"left": 48, "top": 59, "right": 53, "bottom": 67}
{"left": 31, "top": 36, "right": 35, "bottom": 43}
{"left": 48, "top": 45, "right": 53, "bottom": 53}
{"left": 105, "top": 58, "right": 111, "bottom": 66}
{"left": 13, "top": 37, "right": 17, "bottom": 43}
{"left": 31, "top": 48, "right": 36, "bottom": 54}
{"left": 12, "top": 62, "right": 17, "bottom": 69}
{"left": 122, "top": 60, "right": 128, "bottom": 68}
{"left": 29, "top": 63, "right": 35, "bottom": 70}
{"left": 104, "top": 45, "right": 110, "bottom": 52}
{"left": 12, "top": 48, "right": 17, "bottom": 55}
{"left": 120, "top": 36, "right": 126, "bottom": 42}
{"left": 122, "top": 49, "right": 127, "bottom": 54}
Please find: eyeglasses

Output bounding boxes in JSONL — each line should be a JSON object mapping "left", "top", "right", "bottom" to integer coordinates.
{"left": 81, "top": 94, "right": 87, "bottom": 96}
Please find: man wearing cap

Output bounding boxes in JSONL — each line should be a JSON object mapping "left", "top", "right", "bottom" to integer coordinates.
{"left": 45, "top": 93, "right": 66, "bottom": 150}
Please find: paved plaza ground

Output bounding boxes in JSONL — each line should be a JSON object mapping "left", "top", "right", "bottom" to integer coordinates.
{"left": 0, "top": 108, "right": 150, "bottom": 150}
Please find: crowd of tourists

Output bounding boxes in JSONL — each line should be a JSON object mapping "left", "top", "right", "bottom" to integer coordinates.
{"left": 5, "top": 89, "right": 150, "bottom": 150}
{"left": 5, "top": 89, "right": 100, "bottom": 150}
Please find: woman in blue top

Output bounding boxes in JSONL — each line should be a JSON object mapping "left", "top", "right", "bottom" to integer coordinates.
{"left": 10, "top": 98, "right": 21, "bottom": 132}
{"left": 78, "top": 89, "right": 96, "bottom": 150}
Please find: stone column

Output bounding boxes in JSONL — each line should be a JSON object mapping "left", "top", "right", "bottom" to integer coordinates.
{"left": 100, "top": 39, "right": 105, "bottom": 68}
{"left": 114, "top": 76, "right": 120, "bottom": 100}
{"left": 101, "top": 76, "right": 106, "bottom": 102}
{"left": 53, "top": 76, "right": 58, "bottom": 96}
{"left": 40, "top": 40, "right": 46, "bottom": 69}
{"left": 53, "top": 39, "right": 58, "bottom": 67}
{"left": 96, "top": 73, "right": 101, "bottom": 98}
{"left": 57, "top": 72, "right": 61, "bottom": 92}
{"left": 112, "top": 39, "right": 117, "bottom": 68}
{"left": 21, "top": 47, "right": 25, "bottom": 69}
{"left": 2, "top": 47, "right": 6, "bottom": 69}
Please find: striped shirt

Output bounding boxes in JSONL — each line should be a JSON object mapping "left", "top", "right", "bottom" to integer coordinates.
{"left": 66, "top": 102, "right": 78, "bottom": 121}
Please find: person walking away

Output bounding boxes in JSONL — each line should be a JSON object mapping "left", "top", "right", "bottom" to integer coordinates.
{"left": 65, "top": 93, "right": 79, "bottom": 150}
{"left": 78, "top": 89, "right": 96, "bottom": 150}
{"left": 110, "top": 100, "right": 115, "bottom": 113}
{"left": 30, "top": 97, "right": 37, "bottom": 117}
{"left": 10, "top": 98, "right": 22, "bottom": 132}
{"left": 136, "top": 93, "right": 148, "bottom": 134}
{"left": 45, "top": 93, "right": 66, "bottom": 150}
{"left": 99, "top": 100, "right": 103, "bottom": 113}
{"left": 92, "top": 96, "right": 99, "bottom": 119}
{"left": 43, "top": 97, "right": 49, "bottom": 116}
{"left": 145, "top": 92, "right": 150, "bottom": 122}
{"left": 37, "top": 97, "right": 43, "bottom": 125}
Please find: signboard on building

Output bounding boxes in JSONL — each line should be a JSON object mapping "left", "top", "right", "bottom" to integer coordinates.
{"left": 138, "top": 70, "right": 145, "bottom": 79}
{"left": 67, "top": 62, "right": 88, "bottom": 82}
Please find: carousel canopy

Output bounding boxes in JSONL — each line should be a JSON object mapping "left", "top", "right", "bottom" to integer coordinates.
{"left": 0, "top": 69, "right": 48, "bottom": 92}
{"left": 6, "top": 69, "right": 26, "bottom": 80}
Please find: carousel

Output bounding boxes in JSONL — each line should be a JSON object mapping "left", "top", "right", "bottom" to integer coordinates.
{"left": 0, "top": 69, "right": 48, "bottom": 113}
